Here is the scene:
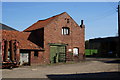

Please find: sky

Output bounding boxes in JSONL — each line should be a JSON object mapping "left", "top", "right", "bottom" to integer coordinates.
{"left": 1, "top": 2, "right": 118, "bottom": 40}
{"left": 1, "top": 0, "right": 120, "bottom": 2}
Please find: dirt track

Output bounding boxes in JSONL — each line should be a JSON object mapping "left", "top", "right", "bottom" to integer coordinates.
{"left": 2, "top": 58, "right": 120, "bottom": 79}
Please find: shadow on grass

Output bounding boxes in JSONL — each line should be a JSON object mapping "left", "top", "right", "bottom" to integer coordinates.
{"left": 47, "top": 71, "right": 120, "bottom": 80}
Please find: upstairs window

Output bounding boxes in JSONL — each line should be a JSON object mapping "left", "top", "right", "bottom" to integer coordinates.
{"left": 65, "top": 18, "right": 70, "bottom": 23}
{"left": 67, "top": 19, "right": 69, "bottom": 23}
{"left": 62, "top": 27, "right": 70, "bottom": 35}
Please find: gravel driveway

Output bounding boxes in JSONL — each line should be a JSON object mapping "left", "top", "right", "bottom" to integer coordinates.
{"left": 1, "top": 58, "right": 120, "bottom": 79}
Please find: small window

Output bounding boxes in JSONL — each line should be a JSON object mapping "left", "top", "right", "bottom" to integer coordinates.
{"left": 67, "top": 19, "right": 69, "bottom": 23}
{"left": 62, "top": 27, "right": 70, "bottom": 35}
{"left": 34, "top": 51, "right": 38, "bottom": 57}
{"left": 73, "top": 48, "right": 79, "bottom": 56}
{"left": 65, "top": 18, "right": 70, "bottom": 23}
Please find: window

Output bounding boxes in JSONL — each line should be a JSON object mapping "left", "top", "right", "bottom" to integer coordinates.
{"left": 62, "top": 27, "right": 70, "bottom": 35}
{"left": 65, "top": 18, "right": 70, "bottom": 23}
{"left": 73, "top": 48, "right": 79, "bottom": 56}
{"left": 34, "top": 51, "right": 38, "bottom": 57}
{"left": 67, "top": 19, "right": 69, "bottom": 23}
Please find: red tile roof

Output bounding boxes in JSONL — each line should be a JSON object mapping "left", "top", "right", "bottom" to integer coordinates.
{"left": 24, "top": 12, "right": 66, "bottom": 32}
{"left": 1, "top": 30, "right": 43, "bottom": 50}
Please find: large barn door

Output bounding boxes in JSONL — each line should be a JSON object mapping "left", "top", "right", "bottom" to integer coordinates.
{"left": 50, "top": 45, "right": 66, "bottom": 63}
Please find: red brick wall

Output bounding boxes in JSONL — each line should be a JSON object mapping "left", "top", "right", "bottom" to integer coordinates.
{"left": 30, "top": 51, "right": 45, "bottom": 65}
{"left": 44, "top": 13, "right": 85, "bottom": 63}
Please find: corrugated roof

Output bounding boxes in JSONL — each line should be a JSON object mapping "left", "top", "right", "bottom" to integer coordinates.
{"left": 24, "top": 12, "right": 66, "bottom": 32}
{"left": 1, "top": 30, "right": 43, "bottom": 50}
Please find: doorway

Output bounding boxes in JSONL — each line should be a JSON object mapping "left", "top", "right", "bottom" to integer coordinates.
{"left": 73, "top": 48, "right": 79, "bottom": 56}
{"left": 50, "top": 45, "right": 66, "bottom": 63}
{"left": 20, "top": 53, "right": 29, "bottom": 65}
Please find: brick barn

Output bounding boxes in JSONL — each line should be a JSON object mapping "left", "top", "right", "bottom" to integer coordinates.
{"left": 1, "top": 12, "right": 85, "bottom": 66}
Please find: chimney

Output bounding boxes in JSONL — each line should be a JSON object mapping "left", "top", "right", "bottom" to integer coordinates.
{"left": 81, "top": 20, "right": 84, "bottom": 25}
{"left": 80, "top": 20, "right": 85, "bottom": 28}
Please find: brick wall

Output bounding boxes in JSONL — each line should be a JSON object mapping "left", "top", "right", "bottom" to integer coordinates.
{"left": 29, "top": 51, "right": 45, "bottom": 65}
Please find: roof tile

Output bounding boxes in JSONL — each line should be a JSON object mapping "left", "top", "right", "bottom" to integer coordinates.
{"left": 2, "top": 30, "right": 43, "bottom": 50}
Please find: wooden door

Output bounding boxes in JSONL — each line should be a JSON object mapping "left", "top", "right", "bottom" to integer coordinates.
{"left": 50, "top": 45, "right": 66, "bottom": 63}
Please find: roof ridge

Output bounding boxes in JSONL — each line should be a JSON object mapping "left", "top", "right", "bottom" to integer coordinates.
{"left": 23, "top": 12, "right": 67, "bottom": 32}
{"left": 39, "top": 12, "right": 66, "bottom": 21}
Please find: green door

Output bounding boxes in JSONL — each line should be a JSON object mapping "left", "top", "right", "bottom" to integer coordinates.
{"left": 50, "top": 46, "right": 58, "bottom": 63}
{"left": 50, "top": 45, "right": 66, "bottom": 63}
{"left": 58, "top": 46, "right": 66, "bottom": 62}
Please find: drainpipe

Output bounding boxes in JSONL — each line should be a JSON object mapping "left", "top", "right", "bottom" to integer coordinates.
{"left": 4, "top": 40, "right": 9, "bottom": 62}
{"left": 10, "top": 40, "right": 15, "bottom": 62}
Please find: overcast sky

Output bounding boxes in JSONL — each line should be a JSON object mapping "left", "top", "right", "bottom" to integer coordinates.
{"left": 2, "top": 2, "right": 118, "bottom": 40}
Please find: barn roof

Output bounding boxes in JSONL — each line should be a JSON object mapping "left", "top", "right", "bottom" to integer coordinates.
{"left": 1, "top": 30, "right": 43, "bottom": 50}
{"left": 24, "top": 12, "right": 66, "bottom": 32}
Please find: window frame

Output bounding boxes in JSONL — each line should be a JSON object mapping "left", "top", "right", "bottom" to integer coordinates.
{"left": 73, "top": 47, "right": 79, "bottom": 56}
{"left": 62, "top": 27, "right": 70, "bottom": 35}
